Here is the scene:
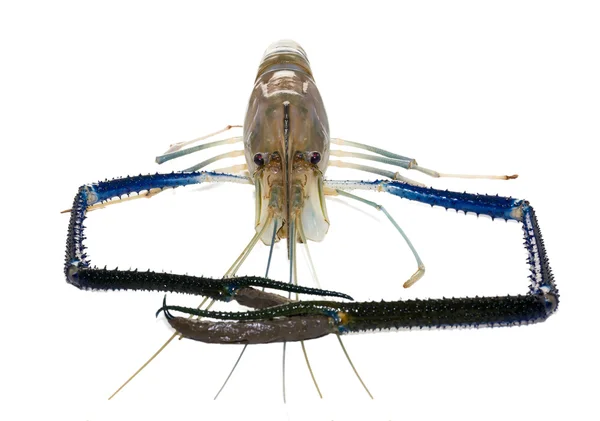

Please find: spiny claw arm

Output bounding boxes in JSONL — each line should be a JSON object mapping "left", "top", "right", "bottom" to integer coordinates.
{"left": 158, "top": 294, "right": 552, "bottom": 330}
{"left": 67, "top": 266, "right": 353, "bottom": 302}
{"left": 326, "top": 179, "right": 558, "bottom": 304}
{"left": 65, "top": 171, "right": 352, "bottom": 303}
{"left": 161, "top": 182, "right": 558, "bottom": 343}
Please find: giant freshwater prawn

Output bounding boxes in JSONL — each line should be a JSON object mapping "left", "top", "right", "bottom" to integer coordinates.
{"left": 64, "top": 40, "right": 558, "bottom": 401}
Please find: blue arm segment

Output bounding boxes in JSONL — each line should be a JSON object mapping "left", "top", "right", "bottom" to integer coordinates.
{"left": 86, "top": 171, "right": 249, "bottom": 205}
{"left": 382, "top": 181, "right": 523, "bottom": 221}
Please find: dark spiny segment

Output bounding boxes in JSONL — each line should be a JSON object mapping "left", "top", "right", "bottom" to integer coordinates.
{"left": 382, "top": 181, "right": 523, "bottom": 221}
{"left": 65, "top": 186, "right": 90, "bottom": 275}
{"left": 521, "top": 203, "right": 559, "bottom": 312}
{"left": 338, "top": 295, "right": 548, "bottom": 332}
{"left": 64, "top": 172, "right": 351, "bottom": 302}
{"left": 68, "top": 267, "right": 352, "bottom": 301}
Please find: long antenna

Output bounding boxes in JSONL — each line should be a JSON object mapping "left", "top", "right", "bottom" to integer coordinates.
{"left": 296, "top": 216, "right": 322, "bottom": 399}
{"left": 336, "top": 335, "right": 373, "bottom": 399}
{"left": 282, "top": 218, "right": 295, "bottom": 403}
{"left": 108, "top": 297, "right": 209, "bottom": 400}
{"left": 213, "top": 219, "right": 279, "bottom": 400}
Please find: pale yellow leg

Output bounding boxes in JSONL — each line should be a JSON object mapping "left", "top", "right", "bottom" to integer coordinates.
{"left": 331, "top": 137, "right": 517, "bottom": 181}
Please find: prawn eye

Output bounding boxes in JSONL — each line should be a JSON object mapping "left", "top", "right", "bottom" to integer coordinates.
{"left": 309, "top": 151, "right": 321, "bottom": 165}
{"left": 253, "top": 153, "right": 265, "bottom": 166}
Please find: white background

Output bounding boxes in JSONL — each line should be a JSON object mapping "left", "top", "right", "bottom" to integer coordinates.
{"left": 1, "top": 1, "right": 598, "bottom": 420}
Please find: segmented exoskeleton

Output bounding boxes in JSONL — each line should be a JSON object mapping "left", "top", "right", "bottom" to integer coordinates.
{"left": 64, "top": 40, "right": 558, "bottom": 399}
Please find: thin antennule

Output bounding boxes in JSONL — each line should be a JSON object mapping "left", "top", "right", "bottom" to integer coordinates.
{"left": 331, "top": 137, "right": 517, "bottom": 181}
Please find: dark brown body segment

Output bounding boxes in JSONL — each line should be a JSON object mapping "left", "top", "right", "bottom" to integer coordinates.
{"left": 168, "top": 315, "right": 335, "bottom": 344}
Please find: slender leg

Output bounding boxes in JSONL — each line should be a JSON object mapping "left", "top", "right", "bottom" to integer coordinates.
{"left": 156, "top": 136, "right": 242, "bottom": 165}
{"left": 331, "top": 137, "right": 517, "bottom": 180}
{"left": 183, "top": 150, "right": 245, "bottom": 172}
{"left": 330, "top": 150, "right": 413, "bottom": 168}
{"left": 328, "top": 159, "right": 425, "bottom": 187}
{"left": 411, "top": 164, "right": 518, "bottom": 180}
{"left": 333, "top": 189, "right": 426, "bottom": 288}
{"left": 331, "top": 137, "right": 414, "bottom": 161}
{"left": 162, "top": 124, "right": 242, "bottom": 154}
